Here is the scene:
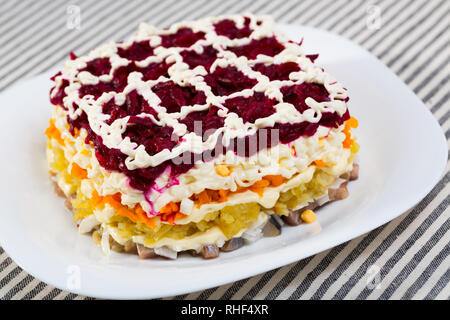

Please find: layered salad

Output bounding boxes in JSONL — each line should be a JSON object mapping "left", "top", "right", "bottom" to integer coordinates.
{"left": 45, "top": 14, "right": 359, "bottom": 259}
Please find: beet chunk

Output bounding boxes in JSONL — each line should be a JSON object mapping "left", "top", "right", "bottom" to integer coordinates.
{"left": 224, "top": 92, "right": 276, "bottom": 124}
{"left": 161, "top": 28, "right": 205, "bottom": 48}
{"left": 153, "top": 81, "right": 207, "bottom": 113}
{"left": 281, "top": 83, "right": 330, "bottom": 113}
{"left": 117, "top": 41, "right": 154, "bottom": 61}
{"left": 204, "top": 66, "right": 257, "bottom": 96}
{"left": 253, "top": 62, "right": 300, "bottom": 81}
{"left": 181, "top": 45, "right": 218, "bottom": 71}
{"left": 229, "top": 37, "right": 285, "bottom": 59}
{"left": 214, "top": 17, "right": 253, "bottom": 39}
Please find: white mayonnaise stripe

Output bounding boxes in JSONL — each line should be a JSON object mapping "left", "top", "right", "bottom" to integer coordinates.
{"left": 53, "top": 14, "right": 349, "bottom": 171}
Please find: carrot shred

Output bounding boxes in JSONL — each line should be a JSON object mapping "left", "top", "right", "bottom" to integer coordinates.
{"left": 160, "top": 212, "right": 176, "bottom": 225}
{"left": 314, "top": 160, "right": 327, "bottom": 168}
{"left": 250, "top": 187, "right": 264, "bottom": 197}
{"left": 135, "top": 205, "right": 145, "bottom": 215}
{"left": 70, "top": 163, "right": 88, "bottom": 179}
{"left": 45, "top": 119, "right": 65, "bottom": 146}
{"left": 197, "top": 190, "right": 211, "bottom": 207}
{"left": 342, "top": 117, "right": 358, "bottom": 149}
{"left": 207, "top": 189, "right": 220, "bottom": 202}
{"left": 251, "top": 179, "right": 270, "bottom": 188}
{"left": 218, "top": 189, "right": 229, "bottom": 202}
{"left": 347, "top": 117, "right": 358, "bottom": 128}
{"left": 145, "top": 218, "right": 156, "bottom": 229}
{"left": 102, "top": 193, "right": 122, "bottom": 209}
{"left": 142, "top": 217, "right": 156, "bottom": 229}
{"left": 90, "top": 190, "right": 103, "bottom": 206}
{"left": 249, "top": 179, "right": 270, "bottom": 197}
{"left": 135, "top": 205, "right": 156, "bottom": 230}
{"left": 160, "top": 202, "right": 173, "bottom": 214}
{"left": 169, "top": 201, "right": 179, "bottom": 212}
{"left": 89, "top": 191, "right": 157, "bottom": 229}
{"left": 116, "top": 207, "right": 137, "bottom": 223}
{"left": 160, "top": 201, "right": 181, "bottom": 214}
{"left": 264, "top": 174, "right": 286, "bottom": 186}
{"left": 175, "top": 212, "right": 187, "bottom": 221}
{"left": 193, "top": 175, "right": 288, "bottom": 207}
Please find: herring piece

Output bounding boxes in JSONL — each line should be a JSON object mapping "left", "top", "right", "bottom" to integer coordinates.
{"left": 124, "top": 240, "right": 137, "bottom": 254}
{"left": 328, "top": 184, "right": 349, "bottom": 201}
{"left": 201, "top": 244, "right": 219, "bottom": 259}
{"left": 262, "top": 216, "right": 282, "bottom": 237}
{"left": 305, "top": 201, "right": 319, "bottom": 211}
{"left": 349, "top": 163, "right": 359, "bottom": 181}
{"left": 137, "top": 244, "right": 158, "bottom": 259}
{"left": 221, "top": 237, "right": 244, "bottom": 252}
{"left": 340, "top": 172, "right": 350, "bottom": 180}
{"left": 316, "top": 193, "right": 330, "bottom": 207}
{"left": 282, "top": 210, "right": 302, "bottom": 226}
{"left": 188, "top": 249, "right": 199, "bottom": 256}
{"left": 271, "top": 214, "right": 285, "bottom": 227}
{"left": 64, "top": 199, "right": 73, "bottom": 211}
{"left": 154, "top": 246, "right": 178, "bottom": 260}
{"left": 282, "top": 201, "right": 317, "bottom": 226}
{"left": 53, "top": 183, "right": 65, "bottom": 197}
{"left": 340, "top": 163, "right": 359, "bottom": 181}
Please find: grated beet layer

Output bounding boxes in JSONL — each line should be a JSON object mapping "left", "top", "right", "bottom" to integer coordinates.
{"left": 229, "top": 37, "right": 285, "bottom": 59}
{"left": 117, "top": 41, "right": 154, "bottom": 61}
{"left": 253, "top": 62, "right": 300, "bottom": 81}
{"left": 50, "top": 78, "right": 69, "bottom": 106}
{"left": 102, "top": 90, "right": 157, "bottom": 125}
{"left": 125, "top": 115, "right": 178, "bottom": 156}
{"left": 224, "top": 92, "right": 276, "bottom": 124}
{"left": 161, "top": 28, "right": 205, "bottom": 48}
{"left": 181, "top": 45, "right": 218, "bottom": 71}
{"left": 80, "top": 58, "right": 111, "bottom": 76}
{"left": 214, "top": 17, "right": 252, "bottom": 39}
{"left": 204, "top": 66, "right": 257, "bottom": 96}
{"left": 78, "top": 61, "right": 172, "bottom": 99}
{"left": 179, "top": 105, "right": 225, "bottom": 140}
{"left": 281, "top": 83, "right": 330, "bottom": 113}
{"left": 152, "top": 81, "right": 207, "bottom": 113}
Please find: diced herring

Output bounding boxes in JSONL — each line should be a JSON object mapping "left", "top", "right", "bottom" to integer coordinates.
{"left": 221, "top": 237, "right": 245, "bottom": 252}
{"left": 201, "top": 244, "right": 219, "bottom": 259}
{"left": 137, "top": 244, "right": 158, "bottom": 259}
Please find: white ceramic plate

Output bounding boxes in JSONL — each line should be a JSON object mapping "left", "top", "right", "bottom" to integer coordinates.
{"left": 0, "top": 24, "right": 446, "bottom": 300}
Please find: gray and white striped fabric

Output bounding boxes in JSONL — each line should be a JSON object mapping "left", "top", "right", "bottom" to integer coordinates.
{"left": 0, "top": 0, "right": 448, "bottom": 300}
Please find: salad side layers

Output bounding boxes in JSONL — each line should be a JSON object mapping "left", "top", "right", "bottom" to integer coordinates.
{"left": 45, "top": 14, "right": 359, "bottom": 259}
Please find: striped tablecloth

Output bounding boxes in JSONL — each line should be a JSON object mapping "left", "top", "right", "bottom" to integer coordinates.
{"left": 0, "top": 0, "right": 448, "bottom": 300}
